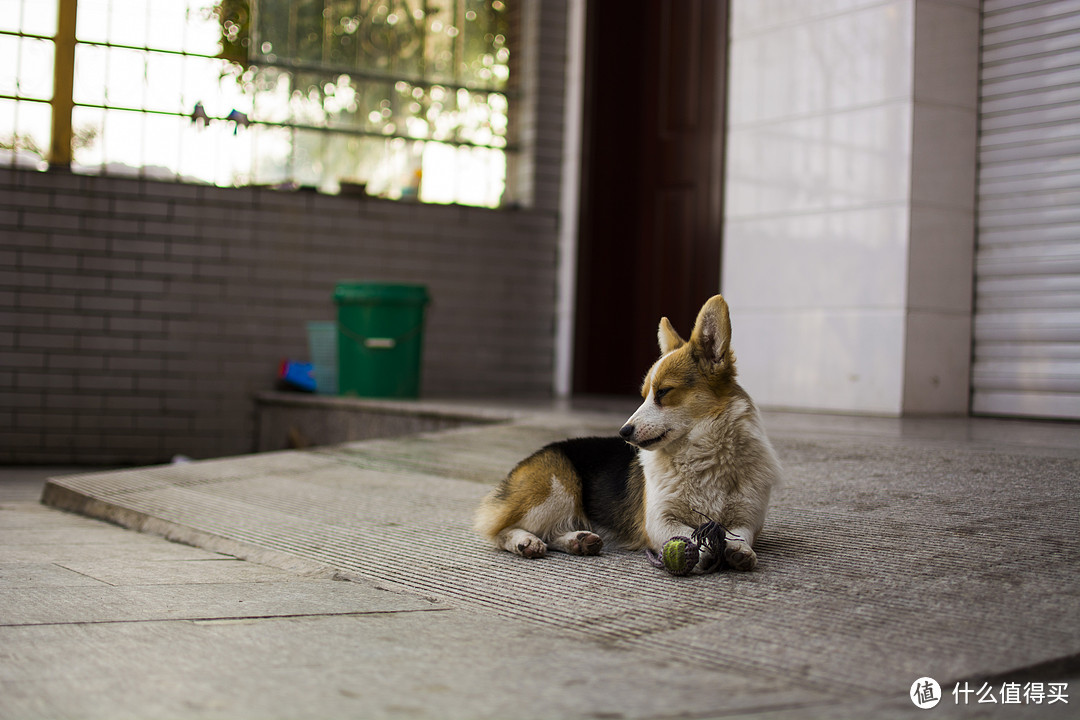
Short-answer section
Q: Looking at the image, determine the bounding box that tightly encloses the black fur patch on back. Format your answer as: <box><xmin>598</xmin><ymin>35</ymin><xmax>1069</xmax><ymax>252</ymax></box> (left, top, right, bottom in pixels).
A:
<box><xmin>550</xmin><ymin>436</ymin><xmax>643</xmax><ymax>538</ymax></box>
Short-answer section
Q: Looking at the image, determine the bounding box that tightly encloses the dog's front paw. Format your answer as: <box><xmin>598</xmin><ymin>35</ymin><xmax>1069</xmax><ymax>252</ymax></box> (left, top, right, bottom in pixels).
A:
<box><xmin>724</xmin><ymin>540</ymin><xmax>757</xmax><ymax>571</ymax></box>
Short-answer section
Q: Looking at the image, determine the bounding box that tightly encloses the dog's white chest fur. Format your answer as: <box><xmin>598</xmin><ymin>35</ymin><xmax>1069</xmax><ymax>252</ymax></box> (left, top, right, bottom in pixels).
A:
<box><xmin>640</xmin><ymin>430</ymin><xmax>730</xmax><ymax>546</ymax></box>
<box><xmin>639</xmin><ymin>398</ymin><xmax>778</xmax><ymax>548</ymax></box>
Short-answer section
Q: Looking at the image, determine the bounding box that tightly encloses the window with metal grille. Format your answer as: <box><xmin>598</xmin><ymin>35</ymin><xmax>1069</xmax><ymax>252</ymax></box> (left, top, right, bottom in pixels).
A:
<box><xmin>1</xmin><ymin>0</ymin><xmax>514</xmax><ymax>208</ymax></box>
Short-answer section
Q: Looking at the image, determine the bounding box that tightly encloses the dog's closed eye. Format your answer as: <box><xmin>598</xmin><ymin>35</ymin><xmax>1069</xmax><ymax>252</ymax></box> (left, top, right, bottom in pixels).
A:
<box><xmin>655</xmin><ymin>387</ymin><xmax>674</xmax><ymax>404</ymax></box>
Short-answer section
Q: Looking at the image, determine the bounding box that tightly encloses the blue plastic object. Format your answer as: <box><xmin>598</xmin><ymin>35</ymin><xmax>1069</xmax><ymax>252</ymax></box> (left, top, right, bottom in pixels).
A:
<box><xmin>278</xmin><ymin>360</ymin><xmax>316</xmax><ymax>392</ymax></box>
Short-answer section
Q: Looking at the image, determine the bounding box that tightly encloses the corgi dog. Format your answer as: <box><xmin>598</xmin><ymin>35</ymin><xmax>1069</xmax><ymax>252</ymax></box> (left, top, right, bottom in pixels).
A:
<box><xmin>474</xmin><ymin>294</ymin><xmax>781</xmax><ymax>572</ymax></box>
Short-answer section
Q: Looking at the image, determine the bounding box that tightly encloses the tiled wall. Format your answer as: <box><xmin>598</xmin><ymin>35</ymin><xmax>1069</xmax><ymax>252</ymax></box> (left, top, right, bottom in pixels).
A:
<box><xmin>0</xmin><ymin>0</ymin><xmax>569</xmax><ymax>465</ymax></box>
<box><xmin>723</xmin><ymin>0</ymin><xmax>979</xmax><ymax>415</ymax></box>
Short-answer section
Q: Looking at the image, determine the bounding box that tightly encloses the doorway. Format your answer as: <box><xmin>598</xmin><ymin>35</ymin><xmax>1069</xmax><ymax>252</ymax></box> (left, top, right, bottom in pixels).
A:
<box><xmin>573</xmin><ymin>0</ymin><xmax>729</xmax><ymax>395</ymax></box>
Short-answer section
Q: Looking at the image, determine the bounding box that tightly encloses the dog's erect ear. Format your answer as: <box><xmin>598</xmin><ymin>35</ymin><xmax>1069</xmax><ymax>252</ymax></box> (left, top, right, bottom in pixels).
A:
<box><xmin>657</xmin><ymin>317</ymin><xmax>686</xmax><ymax>354</ymax></box>
<box><xmin>689</xmin><ymin>295</ymin><xmax>732</xmax><ymax>370</ymax></box>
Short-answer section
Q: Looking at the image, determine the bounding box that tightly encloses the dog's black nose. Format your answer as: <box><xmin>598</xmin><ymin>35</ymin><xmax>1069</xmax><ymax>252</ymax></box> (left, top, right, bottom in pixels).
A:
<box><xmin>619</xmin><ymin>424</ymin><xmax>635</xmax><ymax>439</ymax></box>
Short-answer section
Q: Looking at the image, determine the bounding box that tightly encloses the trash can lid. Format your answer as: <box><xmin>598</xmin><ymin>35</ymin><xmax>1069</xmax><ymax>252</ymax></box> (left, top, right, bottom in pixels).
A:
<box><xmin>333</xmin><ymin>282</ymin><xmax>429</xmax><ymax>305</ymax></box>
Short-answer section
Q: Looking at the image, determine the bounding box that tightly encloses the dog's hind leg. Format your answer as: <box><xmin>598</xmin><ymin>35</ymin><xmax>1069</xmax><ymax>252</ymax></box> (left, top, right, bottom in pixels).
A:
<box><xmin>495</xmin><ymin>527</ymin><xmax>548</xmax><ymax>558</ymax></box>
<box><xmin>476</xmin><ymin>445</ymin><xmax>596</xmax><ymax>559</ymax></box>
<box><xmin>549</xmin><ymin>530</ymin><xmax>603</xmax><ymax>555</ymax></box>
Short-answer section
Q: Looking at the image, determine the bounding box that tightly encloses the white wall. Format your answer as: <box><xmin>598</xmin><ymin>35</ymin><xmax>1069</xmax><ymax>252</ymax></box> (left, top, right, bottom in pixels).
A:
<box><xmin>723</xmin><ymin>0</ymin><xmax>979</xmax><ymax>415</ymax></box>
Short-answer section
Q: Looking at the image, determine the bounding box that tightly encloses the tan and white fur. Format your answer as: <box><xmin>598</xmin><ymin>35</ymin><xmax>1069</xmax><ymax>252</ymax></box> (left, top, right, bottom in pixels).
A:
<box><xmin>474</xmin><ymin>295</ymin><xmax>781</xmax><ymax>572</ymax></box>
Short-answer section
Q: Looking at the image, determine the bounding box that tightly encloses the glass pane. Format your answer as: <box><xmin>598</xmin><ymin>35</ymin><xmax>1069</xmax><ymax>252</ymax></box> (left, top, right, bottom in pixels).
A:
<box><xmin>418</xmin><ymin>140</ymin><xmax>457</xmax><ymax>204</ymax></box>
<box><xmin>250</xmin><ymin>69</ymin><xmax>292</xmax><ymax>124</ymax></box>
<box><xmin>18</xmin><ymin>37</ymin><xmax>54</xmax><ymax>100</ymax></box>
<box><xmin>178</xmin><ymin>116</ymin><xmax>220</xmax><ymax>184</ymax></box>
<box><xmin>145</xmin><ymin>52</ymin><xmax>184</xmax><ymax>113</ymax></box>
<box><xmin>181</xmin><ymin>56</ymin><xmax>219</xmax><ymax>117</ymax></box>
<box><xmin>292</xmin><ymin>128</ymin><xmax>327</xmax><ymax>188</ymax></box>
<box><xmin>420</xmin><ymin>141</ymin><xmax>503</xmax><ymax>207</ymax></box>
<box><xmin>76</xmin><ymin>0</ymin><xmax>110</xmax><ymax>43</ymax></box>
<box><xmin>423</xmin><ymin>0</ymin><xmax>456</xmax><ymax>84</ymax></box>
<box><xmin>365</xmin><ymin>135</ymin><xmax>419</xmax><ymax>200</ymax></box>
<box><xmin>142</xmin><ymin>112</ymin><xmax>182</xmax><ymax>179</ymax></box>
<box><xmin>184</xmin><ymin>0</ymin><xmax>221</xmax><ymax>57</ymax></box>
<box><xmin>463</xmin><ymin>0</ymin><xmax>509</xmax><ymax>89</ymax></box>
<box><xmin>146</xmin><ymin>0</ymin><xmax>188</xmax><ymax>53</ymax></box>
<box><xmin>333</xmin><ymin>134</ymin><xmax>384</xmax><ymax>188</ymax></box>
<box><xmin>21</xmin><ymin>0</ymin><xmax>57</xmax><ymax>37</ymax></box>
<box><xmin>324</xmin><ymin>74</ymin><xmax>362</xmax><ymax>129</ymax></box>
<box><xmin>100</xmin><ymin>109</ymin><xmax>144</xmax><ymax>175</ymax></box>
<box><xmin>0</xmin><ymin>34</ymin><xmax>17</xmax><ymax>96</ymax></box>
<box><xmin>0</xmin><ymin>0</ymin><xmax>22</xmax><ymax>34</ymax></box>
<box><xmin>220</xmin><ymin>120</ymin><xmax>253</xmax><ymax>186</ymax></box>
<box><xmin>74</xmin><ymin>43</ymin><xmax>107</xmax><ymax>106</ymax></box>
<box><xmin>218</xmin><ymin>60</ymin><xmax>253</xmax><ymax>115</ymax></box>
<box><xmin>288</xmin><ymin>72</ymin><xmax>325</xmax><ymax>127</ymax></box>
<box><xmin>0</xmin><ymin>98</ymin><xmax>16</xmax><ymax>166</ymax></box>
<box><xmin>105</xmin><ymin>47</ymin><xmax>147</xmax><ymax>109</ymax></box>
<box><xmin>179</xmin><ymin>117</ymin><xmax>252</xmax><ymax>186</ymax></box>
<box><xmin>249</xmin><ymin>124</ymin><xmax>291</xmax><ymax>187</ymax></box>
<box><xmin>14</xmin><ymin>99</ymin><xmax>51</xmax><ymax>170</ymax></box>
<box><xmin>71</xmin><ymin>105</ymin><xmax>106</xmax><ymax>171</ymax></box>
<box><xmin>108</xmin><ymin>0</ymin><xmax>149</xmax><ymax>47</ymax></box>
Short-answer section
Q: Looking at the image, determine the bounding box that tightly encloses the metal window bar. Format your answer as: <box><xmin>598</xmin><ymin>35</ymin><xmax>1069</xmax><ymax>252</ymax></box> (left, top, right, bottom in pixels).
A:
<box><xmin>60</xmin><ymin>37</ymin><xmax>512</xmax><ymax>98</ymax></box>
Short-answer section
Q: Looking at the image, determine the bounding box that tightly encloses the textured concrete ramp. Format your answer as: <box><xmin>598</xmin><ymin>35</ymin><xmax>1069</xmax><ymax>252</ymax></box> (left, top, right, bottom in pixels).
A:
<box><xmin>42</xmin><ymin>413</ymin><xmax>1080</xmax><ymax>717</ymax></box>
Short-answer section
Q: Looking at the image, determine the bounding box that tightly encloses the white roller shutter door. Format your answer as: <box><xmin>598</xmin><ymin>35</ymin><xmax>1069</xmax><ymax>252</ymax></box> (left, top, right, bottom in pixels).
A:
<box><xmin>974</xmin><ymin>0</ymin><xmax>1080</xmax><ymax>419</ymax></box>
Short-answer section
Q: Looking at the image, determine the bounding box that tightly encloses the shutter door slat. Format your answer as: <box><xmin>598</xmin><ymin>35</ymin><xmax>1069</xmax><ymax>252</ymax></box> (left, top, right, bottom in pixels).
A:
<box><xmin>974</xmin><ymin>1</ymin><xmax>1080</xmax><ymax>419</ymax></box>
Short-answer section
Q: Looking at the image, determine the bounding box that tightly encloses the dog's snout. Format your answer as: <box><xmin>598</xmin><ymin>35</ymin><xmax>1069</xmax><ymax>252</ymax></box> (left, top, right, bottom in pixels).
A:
<box><xmin>619</xmin><ymin>424</ymin><xmax>635</xmax><ymax>440</ymax></box>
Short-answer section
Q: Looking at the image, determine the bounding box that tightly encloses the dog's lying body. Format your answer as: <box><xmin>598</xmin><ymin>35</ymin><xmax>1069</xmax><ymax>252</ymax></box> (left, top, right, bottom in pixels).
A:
<box><xmin>474</xmin><ymin>295</ymin><xmax>781</xmax><ymax>571</ymax></box>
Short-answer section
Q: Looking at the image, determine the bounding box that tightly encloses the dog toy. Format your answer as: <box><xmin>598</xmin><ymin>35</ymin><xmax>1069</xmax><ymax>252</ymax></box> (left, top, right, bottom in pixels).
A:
<box><xmin>658</xmin><ymin>536</ymin><xmax>698</xmax><ymax>576</ymax></box>
<box><xmin>645</xmin><ymin>511</ymin><xmax>741</xmax><ymax>576</ymax></box>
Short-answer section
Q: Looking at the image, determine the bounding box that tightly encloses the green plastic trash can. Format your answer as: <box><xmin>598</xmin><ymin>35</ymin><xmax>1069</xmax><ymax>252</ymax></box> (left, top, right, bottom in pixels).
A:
<box><xmin>333</xmin><ymin>282</ymin><xmax>430</xmax><ymax>398</ymax></box>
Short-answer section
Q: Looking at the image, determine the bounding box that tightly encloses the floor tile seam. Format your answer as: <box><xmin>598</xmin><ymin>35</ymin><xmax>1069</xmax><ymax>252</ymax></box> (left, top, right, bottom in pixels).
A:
<box><xmin>49</xmin><ymin>562</ymin><xmax>119</xmax><ymax>588</ymax></box>
<box><xmin>0</xmin><ymin>605</ymin><xmax>453</xmax><ymax>631</ymax></box>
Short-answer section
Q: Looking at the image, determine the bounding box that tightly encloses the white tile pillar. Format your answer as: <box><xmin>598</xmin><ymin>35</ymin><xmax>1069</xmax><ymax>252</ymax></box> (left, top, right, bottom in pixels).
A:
<box><xmin>722</xmin><ymin>0</ymin><xmax>979</xmax><ymax>415</ymax></box>
<box><xmin>903</xmin><ymin>0</ymin><xmax>980</xmax><ymax>413</ymax></box>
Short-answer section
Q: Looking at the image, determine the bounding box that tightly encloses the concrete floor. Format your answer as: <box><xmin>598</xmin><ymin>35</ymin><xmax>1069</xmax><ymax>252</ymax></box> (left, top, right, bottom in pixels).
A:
<box><xmin>2</xmin><ymin>406</ymin><xmax>1079</xmax><ymax>719</ymax></box>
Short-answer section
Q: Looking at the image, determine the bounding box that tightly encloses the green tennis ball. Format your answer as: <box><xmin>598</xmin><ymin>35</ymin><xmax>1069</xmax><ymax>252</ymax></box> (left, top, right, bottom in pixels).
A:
<box><xmin>661</xmin><ymin>536</ymin><xmax>699</xmax><ymax>576</ymax></box>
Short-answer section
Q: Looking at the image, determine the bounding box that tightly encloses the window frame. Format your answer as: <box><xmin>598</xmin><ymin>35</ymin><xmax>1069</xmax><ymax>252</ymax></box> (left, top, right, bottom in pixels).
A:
<box><xmin>24</xmin><ymin>0</ymin><xmax>520</xmax><ymax>207</ymax></box>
